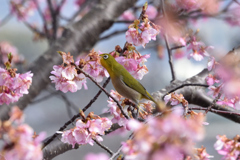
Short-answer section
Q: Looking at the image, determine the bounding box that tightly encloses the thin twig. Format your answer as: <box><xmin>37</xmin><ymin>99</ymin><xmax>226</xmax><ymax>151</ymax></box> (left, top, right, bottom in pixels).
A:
<box><xmin>42</xmin><ymin>78</ymin><xmax>110</xmax><ymax>149</ymax></box>
<box><xmin>32</xmin><ymin>0</ymin><xmax>50</xmax><ymax>39</ymax></box>
<box><xmin>94</xmin><ymin>139</ymin><xmax>114</xmax><ymax>155</ymax></box>
<box><xmin>71</xmin><ymin>63</ymin><xmax>129</xmax><ymax>119</ymax></box>
<box><xmin>47</xmin><ymin>0</ymin><xmax>57</xmax><ymax>41</ymax></box>
<box><xmin>205</xmin><ymin>93</ymin><xmax>221</xmax><ymax>114</ymax></box>
<box><xmin>69</xmin><ymin>0</ymin><xmax>95</xmax><ymax>24</ymax></box>
<box><xmin>82</xmin><ymin>77</ymin><xmax>110</xmax><ymax>112</ymax></box>
<box><xmin>109</xmin><ymin>133</ymin><xmax>134</xmax><ymax>160</ymax></box>
<box><xmin>31</xmin><ymin>91</ymin><xmax>59</xmax><ymax>104</ymax></box>
<box><xmin>109</xmin><ymin>145</ymin><xmax>123</xmax><ymax>160</ymax></box>
<box><xmin>161</xmin><ymin>0</ymin><xmax>176</xmax><ymax>81</ymax></box>
<box><xmin>190</xmin><ymin>106</ymin><xmax>240</xmax><ymax>116</ymax></box>
<box><xmin>164</xmin><ymin>35</ymin><xmax>176</xmax><ymax>81</ymax></box>
<box><xmin>100</xmin><ymin>29</ymin><xmax>127</xmax><ymax>41</ymax></box>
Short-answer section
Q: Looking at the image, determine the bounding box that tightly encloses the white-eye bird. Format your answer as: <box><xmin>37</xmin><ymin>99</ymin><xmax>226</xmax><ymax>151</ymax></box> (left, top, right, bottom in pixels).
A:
<box><xmin>100</xmin><ymin>53</ymin><xmax>159</xmax><ymax>115</ymax></box>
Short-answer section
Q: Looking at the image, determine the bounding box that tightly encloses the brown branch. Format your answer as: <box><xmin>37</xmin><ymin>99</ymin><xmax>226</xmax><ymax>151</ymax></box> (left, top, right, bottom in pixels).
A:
<box><xmin>0</xmin><ymin>0</ymin><xmax>138</xmax><ymax>121</ymax></box>
<box><xmin>42</xmin><ymin>78</ymin><xmax>110</xmax><ymax>149</ymax></box>
<box><xmin>161</xmin><ymin>0</ymin><xmax>176</xmax><ymax>81</ymax></box>
<box><xmin>47</xmin><ymin>0</ymin><xmax>57</xmax><ymax>41</ymax></box>
<box><xmin>32</xmin><ymin>0</ymin><xmax>50</xmax><ymax>39</ymax></box>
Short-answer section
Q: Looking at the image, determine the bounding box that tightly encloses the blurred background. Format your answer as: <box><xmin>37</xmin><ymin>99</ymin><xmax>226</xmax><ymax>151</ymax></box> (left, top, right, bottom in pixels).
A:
<box><xmin>1</xmin><ymin>0</ymin><xmax>240</xmax><ymax>159</ymax></box>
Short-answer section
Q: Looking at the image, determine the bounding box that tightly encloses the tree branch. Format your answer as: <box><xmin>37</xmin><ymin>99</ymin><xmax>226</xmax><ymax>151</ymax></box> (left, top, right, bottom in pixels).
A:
<box><xmin>0</xmin><ymin>0</ymin><xmax>138</xmax><ymax>121</ymax></box>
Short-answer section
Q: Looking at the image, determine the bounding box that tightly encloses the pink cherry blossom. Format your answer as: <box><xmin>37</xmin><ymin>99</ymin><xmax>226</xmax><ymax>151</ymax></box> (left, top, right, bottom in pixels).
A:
<box><xmin>126</xmin><ymin>28</ymin><xmax>142</xmax><ymax>46</ymax></box>
<box><xmin>50</xmin><ymin>65</ymin><xmax>87</xmax><ymax>93</ymax></box>
<box><xmin>84</xmin><ymin>153</ymin><xmax>109</xmax><ymax>160</ymax></box>
<box><xmin>224</xmin><ymin>7</ymin><xmax>240</xmax><ymax>26</ymax></box>
<box><xmin>122</xmin><ymin>111</ymin><xmax>205</xmax><ymax>159</ymax></box>
<box><xmin>194</xmin><ymin>146</ymin><xmax>213</xmax><ymax>160</ymax></box>
<box><xmin>175</xmin><ymin>0</ymin><xmax>219</xmax><ymax>14</ymax></box>
<box><xmin>207</xmin><ymin>85</ymin><xmax>222</xmax><ymax>98</ymax></box>
<box><xmin>217</xmin><ymin>97</ymin><xmax>238</xmax><ymax>108</ymax></box>
<box><xmin>75</xmin><ymin>0</ymin><xmax>86</xmax><ymax>8</ymax></box>
<box><xmin>205</xmin><ymin>74</ymin><xmax>220</xmax><ymax>86</ymax></box>
<box><xmin>126</xmin><ymin>22</ymin><xmax>160</xmax><ymax>48</ymax></box>
<box><xmin>173</xmin><ymin>49</ymin><xmax>185</xmax><ymax>59</ymax></box>
<box><xmin>164</xmin><ymin>93</ymin><xmax>188</xmax><ymax>107</ymax></box>
<box><xmin>2</xmin><ymin>107</ymin><xmax>45</xmax><ymax>160</ymax></box>
<box><xmin>176</xmin><ymin>0</ymin><xmax>199</xmax><ymax>11</ymax></box>
<box><xmin>185</xmin><ymin>34</ymin><xmax>214</xmax><ymax>61</ymax></box>
<box><xmin>223</xmin><ymin>79</ymin><xmax>240</xmax><ymax>98</ymax></box>
<box><xmin>126</xmin><ymin>119</ymin><xmax>143</xmax><ymax>131</ymax></box>
<box><xmin>208</xmin><ymin>56</ymin><xmax>217</xmax><ymax>71</ymax></box>
<box><xmin>82</xmin><ymin>61</ymin><xmax>109</xmax><ymax>82</ymax></box>
<box><xmin>141</xmin><ymin>26</ymin><xmax>158</xmax><ymax>44</ymax></box>
<box><xmin>0</xmin><ymin>42</ymin><xmax>23</xmax><ymax>65</ymax></box>
<box><xmin>61</xmin><ymin>130</ymin><xmax>77</xmax><ymax>147</ymax></box>
<box><xmin>60</xmin><ymin>117</ymin><xmax>112</xmax><ymax>147</ymax></box>
<box><xmin>9</xmin><ymin>106</ymin><xmax>24</xmax><ymax>124</ymax></box>
<box><xmin>10</xmin><ymin>0</ymin><xmax>37</xmax><ymax>21</ymax></box>
<box><xmin>0</xmin><ymin>68</ymin><xmax>33</xmax><ymax>105</ymax></box>
<box><xmin>73</xmin><ymin>127</ymin><xmax>91</xmax><ymax>145</ymax></box>
<box><xmin>146</xmin><ymin>5</ymin><xmax>158</xmax><ymax>20</ymax></box>
<box><xmin>115</xmin><ymin>53</ymin><xmax>150</xmax><ymax>80</ymax></box>
<box><xmin>214</xmin><ymin>135</ymin><xmax>240</xmax><ymax>160</ymax></box>
<box><xmin>120</xmin><ymin>10</ymin><xmax>136</xmax><ymax>21</ymax></box>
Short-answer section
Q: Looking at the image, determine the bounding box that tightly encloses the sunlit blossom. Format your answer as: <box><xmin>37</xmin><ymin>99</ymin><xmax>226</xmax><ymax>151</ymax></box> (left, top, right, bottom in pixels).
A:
<box><xmin>214</xmin><ymin>135</ymin><xmax>240</xmax><ymax>160</ymax></box>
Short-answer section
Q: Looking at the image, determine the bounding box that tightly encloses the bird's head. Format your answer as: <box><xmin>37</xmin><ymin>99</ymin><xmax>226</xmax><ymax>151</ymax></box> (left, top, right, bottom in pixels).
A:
<box><xmin>99</xmin><ymin>53</ymin><xmax>116</xmax><ymax>71</ymax></box>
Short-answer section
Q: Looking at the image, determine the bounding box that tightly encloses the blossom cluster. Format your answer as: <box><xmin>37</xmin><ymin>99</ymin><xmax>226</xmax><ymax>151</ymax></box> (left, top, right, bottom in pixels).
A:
<box><xmin>176</xmin><ymin>30</ymin><xmax>213</xmax><ymax>61</ymax></box>
<box><xmin>125</xmin><ymin>3</ymin><xmax>160</xmax><ymax>48</ymax></box>
<box><xmin>121</xmin><ymin>111</ymin><xmax>205</xmax><ymax>160</ymax></box>
<box><xmin>114</xmin><ymin>50</ymin><xmax>150</xmax><ymax>80</ymax></box>
<box><xmin>214</xmin><ymin>135</ymin><xmax>240</xmax><ymax>159</ymax></box>
<box><xmin>0</xmin><ymin>67</ymin><xmax>33</xmax><ymax>105</ymax></box>
<box><xmin>60</xmin><ymin>116</ymin><xmax>112</xmax><ymax>147</ymax></box>
<box><xmin>50</xmin><ymin>50</ymin><xmax>150</xmax><ymax>93</ymax></box>
<box><xmin>126</xmin><ymin>20</ymin><xmax>160</xmax><ymax>48</ymax></box>
<box><xmin>107</xmin><ymin>90</ymin><xmax>128</xmax><ymax>127</ymax></box>
<box><xmin>1</xmin><ymin>106</ymin><xmax>45</xmax><ymax>160</ymax></box>
<box><xmin>78</xmin><ymin>50</ymin><xmax>109</xmax><ymax>82</ymax></box>
<box><xmin>190</xmin><ymin>146</ymin><xmax>213</xmax><ymax>159</ymax></box>
<box><xmin>206</xmin><ymin>54</ymin><xmax>240</xmax><ymax>109</ymax></box>
<box><xmin>186</xmin><ymin>35</ymin><xmax>212</xmax><ymax>61</ymax></box>
<box><xmin>50</xmin><ymin>51</ymin><xmax>88</xmax><ymax>93</ymax></box>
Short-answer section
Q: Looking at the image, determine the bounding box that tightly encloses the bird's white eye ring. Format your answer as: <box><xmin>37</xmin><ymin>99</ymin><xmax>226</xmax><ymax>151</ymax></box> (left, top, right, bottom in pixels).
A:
<box><xmin>103</xmin><ymin>55</ymin><xmax>108</xmax><ymax>59</ymax></box>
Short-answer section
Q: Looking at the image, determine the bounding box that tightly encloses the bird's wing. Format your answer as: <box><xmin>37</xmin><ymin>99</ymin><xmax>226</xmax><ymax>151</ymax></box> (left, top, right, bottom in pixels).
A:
<box><xmin>120</xmin><ymin>69</ymin><xmax>151</xmax><ymax>100</ymax></box>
